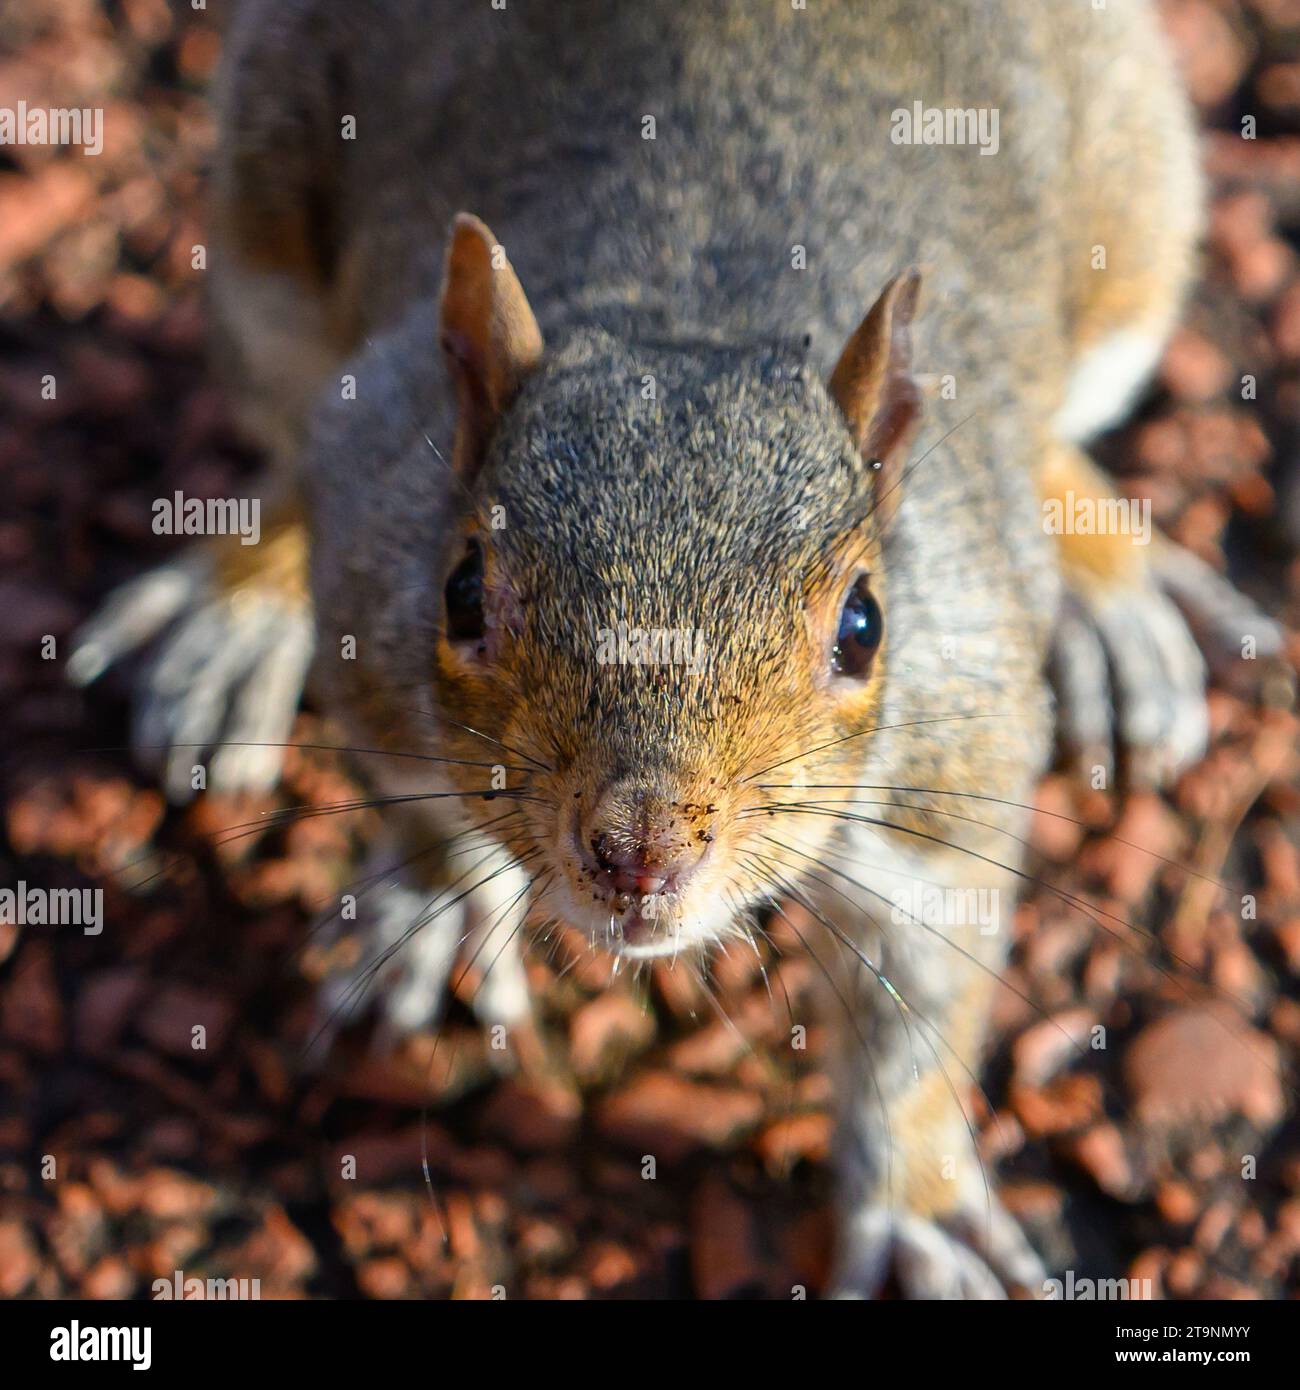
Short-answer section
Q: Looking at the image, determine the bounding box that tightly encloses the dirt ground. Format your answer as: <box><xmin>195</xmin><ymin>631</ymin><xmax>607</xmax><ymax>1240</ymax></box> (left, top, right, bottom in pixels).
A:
<box><xmin>1</xmin><ymin>0</ymin><xmax>1299</xmax><ymax>1300</ymax></box>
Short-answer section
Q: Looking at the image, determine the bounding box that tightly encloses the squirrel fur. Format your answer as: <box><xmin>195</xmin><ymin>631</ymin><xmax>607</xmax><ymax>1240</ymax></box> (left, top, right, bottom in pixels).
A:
<box><xmin>69</xmin><ymin>0</ymin><xmax>1285</xmax><ymax>1297</ymax></box>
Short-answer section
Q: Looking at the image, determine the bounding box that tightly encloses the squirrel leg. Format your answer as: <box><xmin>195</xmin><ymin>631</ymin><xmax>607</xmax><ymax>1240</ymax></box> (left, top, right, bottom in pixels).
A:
<box><xmin>829</xmin><ymin>1079</ymin><xmax>1046</xmax><ymax>1300</ymax></box>
<box><xmin>67</xmin><ymin>0</ymin><xmax>362</xmax><ymax>801</ymax></box>
<box><xmin>814</xmin><ymin>859</ymin><xmax>1045</xmax><ymax>1299</ymax></box>
<box><xmin>1043</xmin><ymin>4</ymin><xmax>1287</xmax><ymax>783</ymax></box>
<box><xmin>68</xmin><ymin>505</ymin><xmax>314</xmax><ymax>801</ymax></box>
<box><xmin>1042</xmin><ymin>442</ymin><xmax>1285</xmax><ymax>788</ymax></box>
<box><xmin>311</xmin><ymin>818</ymin><xmax>533</xmax><ymax>1061</ymax></box>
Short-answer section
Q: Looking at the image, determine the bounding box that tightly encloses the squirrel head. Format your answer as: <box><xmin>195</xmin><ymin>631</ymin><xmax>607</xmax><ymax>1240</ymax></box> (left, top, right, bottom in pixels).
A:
<box><xmin>372</xmin><ymin>214</ymin><xmax>923</xmax><ymax>959</ymax></box>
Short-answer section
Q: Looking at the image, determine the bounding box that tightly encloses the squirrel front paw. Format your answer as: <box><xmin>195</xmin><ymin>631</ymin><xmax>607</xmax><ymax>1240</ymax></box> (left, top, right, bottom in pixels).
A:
<box><xmin>829</xmin><ymin>1198</ymin><xmax>1046</xmax><ymax>1300</ymax></box>
<box><xmin>1050</xmin><ymin>537</ymin><xmax>1286</xmax><ymax>788</ymax></box>
<box><xmin>307</xmin><ymin>848</ymin><xmax>533</xmax><ymax>1058</ymax></box>
<box><xmin>68</xmin><ymin>522</ymin><xmax>313</xmax><ymax>801</ymax></box>
<box><xmin>1042</xmin><ymin>440</ymin><xmax>1288</xmax><ymax>787</ymax></box>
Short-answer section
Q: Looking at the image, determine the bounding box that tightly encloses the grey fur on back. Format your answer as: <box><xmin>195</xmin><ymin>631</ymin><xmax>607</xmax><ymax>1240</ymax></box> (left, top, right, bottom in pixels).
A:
<box><xmin>271</xmin><ymin>0</ymin><xmax>1076</xmax><ymax>794</ymax></box>
<box><xmin>226</xmin><ymin>0</ymin><xmax>1070</xmax><ymax>364</ymax></box>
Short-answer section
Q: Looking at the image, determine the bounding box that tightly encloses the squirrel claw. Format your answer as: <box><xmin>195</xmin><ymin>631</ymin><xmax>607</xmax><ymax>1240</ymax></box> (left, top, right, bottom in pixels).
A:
<box><xmin>1149</xmin><ymin>543</ymin><xmax>1289</xmax><ymax>693</ymax></box>
<box><xmin>1051</xmin><ymin>580</ymin><xmax>1208</xmax><ymax>789</ymax></box>
<box><xmin>309</xmin><ymin>873</ymin><xmax>466</xmax><ymax>1060</ymax></box>
<box><xmin>307</xmin><ymin>854</ymin><xmax>533</xmax><ymax>1061</ymax></box>
<box><xmin>829</xmin><ymin>1202</ymin><xmax>1046</xmax><ymax>1300</ymax></box>
<box><xmin>68</xmin><ymin>555</ymin><xmax>313</xmax><ymax>802</ymax></box>
<box><xmin>1052</xmin><ymin>536</ymin><xmax>1287</xmax><ymax>790</ymax></box>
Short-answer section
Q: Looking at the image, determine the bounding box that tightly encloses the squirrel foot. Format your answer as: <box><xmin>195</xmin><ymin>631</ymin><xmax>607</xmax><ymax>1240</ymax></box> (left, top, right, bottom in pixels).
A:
<box><xmin>68</xmin><ymin>525</ymin><xmax>313</xmax><ymax>802</ymax></box>
<box><xmin>312</xmin><ymin>872</ymin><xmax>465</xmax><ymax>1056</ymax></box>
<box><xmin>1050</xmin><ymin>540</ymin><xmax>1287</xmax><ymax>790</ymax></box>
<box><xmin>829</xmin><ymin>1198</ymin><xmax>1046</xmax><ymax>1300</ymax></box>
<box><xmin>1051</xmin><ymin>568</ymin><xmax>1209</xmax><ymax>789</ymax></box>
<box><xmin>308</xmin><ymin>849</ymin><xmax>533</xmax><ymax>1060</ymax></box>
<box><xmin>1045</xmin><ymin>448</ymin><xmax>1288</xmax><ymax>788</ymax></box>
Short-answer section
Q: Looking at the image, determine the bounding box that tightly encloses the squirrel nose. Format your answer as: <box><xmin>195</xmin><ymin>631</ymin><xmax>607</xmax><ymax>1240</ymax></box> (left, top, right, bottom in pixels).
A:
<box><xmin>590</xmin><ymin>829</ymin><xmax>707</xmax><ymax>898</ymax></box>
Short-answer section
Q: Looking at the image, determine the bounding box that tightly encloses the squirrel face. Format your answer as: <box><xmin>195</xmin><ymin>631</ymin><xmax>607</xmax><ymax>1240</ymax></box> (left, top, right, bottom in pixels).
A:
<box><xmin>413</xmin><ymin>217</ymin><xmax>923</xmax><ymax>960</ymax></box>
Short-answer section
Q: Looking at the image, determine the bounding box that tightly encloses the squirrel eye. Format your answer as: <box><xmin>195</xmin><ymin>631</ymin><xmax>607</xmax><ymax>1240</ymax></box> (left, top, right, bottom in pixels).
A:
<box><xmin>832</xmin><ymin>575</ymin><xmax>882</xmax><ymax>678</ymax></box>
<box><xmin>445</xmin><ymin>541</ymin><xmax>485</xmax><ymax>643</ymax></box>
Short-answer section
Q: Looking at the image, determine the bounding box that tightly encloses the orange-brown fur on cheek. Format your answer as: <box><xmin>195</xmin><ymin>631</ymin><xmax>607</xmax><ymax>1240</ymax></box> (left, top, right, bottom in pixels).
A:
<box><xmin>453</xmin><ymin>539</ymin><xmax>893</xmax><ymax>935</ymax></box>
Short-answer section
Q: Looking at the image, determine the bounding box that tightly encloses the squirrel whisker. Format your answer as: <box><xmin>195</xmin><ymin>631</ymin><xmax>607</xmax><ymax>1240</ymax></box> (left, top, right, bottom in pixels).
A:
<box><xmin>738</xmin><ymin>713</ymin><xmax>1002</xmax><ymax>784</ymax></box>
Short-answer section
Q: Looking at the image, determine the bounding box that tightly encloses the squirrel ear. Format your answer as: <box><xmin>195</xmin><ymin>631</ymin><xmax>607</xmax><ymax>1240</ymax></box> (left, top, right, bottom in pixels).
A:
<box><xmin>438</xmin><ymin>212</ymin><xmax>544</xmax><ymax>472</ymax></box>
<box><xmin>828</xmin><ymin>268</ymin><xmax>922</xmax><ymax>477</ymax></box>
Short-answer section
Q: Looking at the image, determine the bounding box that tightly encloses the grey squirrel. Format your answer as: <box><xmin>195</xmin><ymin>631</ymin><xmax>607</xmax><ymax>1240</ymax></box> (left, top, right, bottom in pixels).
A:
<box><xmin>69</xmin><ymin>0</ymin><xmax>1284</xmax><ymax>1296</ymax></box>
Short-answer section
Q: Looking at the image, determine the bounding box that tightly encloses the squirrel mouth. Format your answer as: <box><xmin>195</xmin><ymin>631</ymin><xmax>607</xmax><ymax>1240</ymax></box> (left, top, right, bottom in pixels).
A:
<box><xmin>551</xmin><ymin>837</ymin><xmax>731</xmax><ymax>961</ymax></box>
<box><xmin>572</xmin><ymin>849</ymin><xmax>711</xmax><ymax>949</ymax></box>
<box><xmin>564</xmin><ymin>799</ymin><xmax>718</xmax><ymax>956</ymax></box>
<box><xmin>606</xmin><ymin>891</ymin><xmax>676</xmax><ymax>949</ymax></box>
